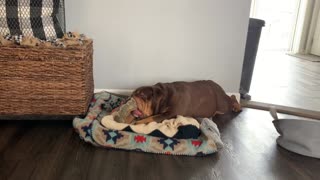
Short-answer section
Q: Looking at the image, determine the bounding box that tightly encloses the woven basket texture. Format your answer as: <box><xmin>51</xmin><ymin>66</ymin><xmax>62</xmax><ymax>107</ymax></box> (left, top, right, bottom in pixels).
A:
<box><xmin>0</xmin><ymin>41</ymin><xmax>94</xmax><ymax>115</ymax></box>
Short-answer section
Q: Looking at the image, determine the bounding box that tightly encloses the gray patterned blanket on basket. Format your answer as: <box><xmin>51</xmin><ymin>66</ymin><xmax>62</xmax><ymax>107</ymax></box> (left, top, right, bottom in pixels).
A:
<box><xmin>73</xmin><ymin>91</ymin><xmax>223</xmax><ymax>156</ymax></box>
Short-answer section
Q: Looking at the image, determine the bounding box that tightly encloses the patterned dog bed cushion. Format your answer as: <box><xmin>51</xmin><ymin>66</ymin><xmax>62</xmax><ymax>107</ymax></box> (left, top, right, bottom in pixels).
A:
<box><xmin>73</xmin><ymin>91</ymin><xmax>224</xmax><ymax>156</ymax></box>
<box><xmin>101</xmin><ymin>115</ymin><xmax>201</xmax><ymax>139</ymax></box>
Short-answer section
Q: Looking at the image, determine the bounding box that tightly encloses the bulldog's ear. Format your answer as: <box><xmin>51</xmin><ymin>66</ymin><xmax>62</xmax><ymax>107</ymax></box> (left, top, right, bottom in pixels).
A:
<box><xmin>136</xmin><ymin>87</ymin><xmax>153</xmax><ymax>101</ymax></box>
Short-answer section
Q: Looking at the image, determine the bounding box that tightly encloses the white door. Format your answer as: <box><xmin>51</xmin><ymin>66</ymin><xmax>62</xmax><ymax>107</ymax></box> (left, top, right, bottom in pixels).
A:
<box><xmin>310</xmin><ymin>11</ymin><xmax>320</xmax><ymax>56</ymax></box>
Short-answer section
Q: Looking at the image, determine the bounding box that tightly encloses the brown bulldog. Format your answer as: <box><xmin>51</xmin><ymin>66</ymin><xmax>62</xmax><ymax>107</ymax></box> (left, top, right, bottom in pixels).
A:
<box><xmin>131</xmin><ymin>80</ymin><xmax>241</xmax><ymax>124</ymax></box>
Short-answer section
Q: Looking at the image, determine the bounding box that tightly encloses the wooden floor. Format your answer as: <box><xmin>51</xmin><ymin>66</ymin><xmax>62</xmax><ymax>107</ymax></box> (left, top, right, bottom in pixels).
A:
<box><xmin>250</xmin><ymin>51</ymin><xmax>320</xmax><ymax>112</ymax></box>
<box><xmin>1</xmin><ymin>108</ymin><xmax>320</xmax><ymax>180</ymax></box>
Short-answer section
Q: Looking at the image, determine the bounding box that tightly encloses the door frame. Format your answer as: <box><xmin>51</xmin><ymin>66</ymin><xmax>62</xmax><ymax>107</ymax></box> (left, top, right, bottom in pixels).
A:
<box><xmin>250</xmin><ymin>0</ymin><xmax>301</xmax><ymax>52</ymax></box>
<box><xmin>290</xmin><ymin>0</ymin><xmax>320</xmax><ymax>55</ymax></box>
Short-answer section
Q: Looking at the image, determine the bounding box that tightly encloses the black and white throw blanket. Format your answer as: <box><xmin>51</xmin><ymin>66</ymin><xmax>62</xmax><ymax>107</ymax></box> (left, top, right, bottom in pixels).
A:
<box><xmin>0</xmin><ymin>0</ymin><xmax>63</xmax><ymax>40</ymax></box>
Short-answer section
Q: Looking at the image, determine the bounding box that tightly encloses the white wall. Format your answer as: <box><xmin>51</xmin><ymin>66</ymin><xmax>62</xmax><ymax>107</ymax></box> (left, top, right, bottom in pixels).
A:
<box><xmin>65</xmin><ymin>0</ymin><xmax>251</xmax><ymax>92</ymax></box>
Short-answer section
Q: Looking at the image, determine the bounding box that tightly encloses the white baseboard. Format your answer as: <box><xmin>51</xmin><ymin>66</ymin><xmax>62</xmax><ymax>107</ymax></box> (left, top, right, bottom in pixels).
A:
<box><xmin>95</xmin><ymin>89</ymin><xmax>133</xmax><ymax>96</ymax></box>
<box><xmin>95</xmin><ymin>89</ymin><xmax>240</xmax><ymax>102</ymax></box>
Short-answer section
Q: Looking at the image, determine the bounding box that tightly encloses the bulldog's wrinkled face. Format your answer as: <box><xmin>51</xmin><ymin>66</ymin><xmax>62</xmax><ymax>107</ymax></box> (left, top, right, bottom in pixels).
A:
<box><xmin>131</xmin><ymin>86</ymin><xmax>154</xmax><ymax>119</ymax></box>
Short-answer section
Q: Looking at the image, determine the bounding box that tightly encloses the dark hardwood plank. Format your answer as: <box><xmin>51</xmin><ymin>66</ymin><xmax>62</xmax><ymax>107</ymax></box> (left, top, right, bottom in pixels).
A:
<box><xmin>1</xmin><ymin>109</ymin><xmax>320</xmax><ymax>180</ymax></box>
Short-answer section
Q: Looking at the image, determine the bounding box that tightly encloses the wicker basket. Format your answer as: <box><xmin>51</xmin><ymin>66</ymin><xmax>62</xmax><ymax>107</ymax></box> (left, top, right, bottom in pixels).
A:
<box><xmin>0</xmin><ymin>40</ymin><xmax>94</xmax><ymax>116</ymax></box>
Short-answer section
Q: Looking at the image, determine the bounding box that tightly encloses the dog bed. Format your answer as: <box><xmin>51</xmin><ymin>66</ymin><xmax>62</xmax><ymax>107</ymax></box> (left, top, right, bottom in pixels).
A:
<box><xmin>101</xmin><ymin>115</ymin><xmax>201</xmax><ymax>139</ymax></box>
<box><xmin>73</xmin><ymin>91</ymin><xmax>223</xmax><ymax>156</ymax></box>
